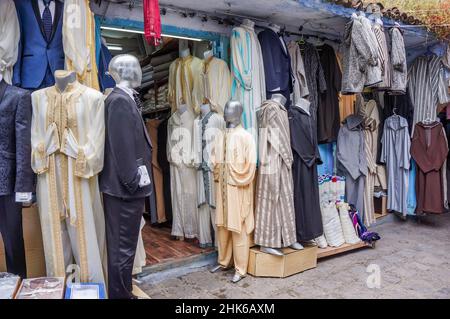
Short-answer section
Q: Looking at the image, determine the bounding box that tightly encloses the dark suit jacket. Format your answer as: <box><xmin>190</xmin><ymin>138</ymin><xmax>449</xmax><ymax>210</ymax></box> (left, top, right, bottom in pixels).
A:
<box><xmin>0</xmin><ymin>80</ymin><xmax>34</xmax><ymax>196</ymax></box>
<box><xmin>258</xmin><ymin>28</ymin><xmax>293</xmax><ymax>99</ymax></box>
<box><xmin>100</xmin><ymin>88</ymin><xmax>153</xmax><ymax>199</ymax></box>
<box><xmin>13</xmin><ymin>0</ymin><xmax>65</xmax><ymax>89</ymax></box>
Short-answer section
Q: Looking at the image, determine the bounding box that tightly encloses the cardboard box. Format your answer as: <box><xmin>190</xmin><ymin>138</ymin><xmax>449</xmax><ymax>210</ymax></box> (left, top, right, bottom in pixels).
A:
<box><xmin>0</xmin><ymin>205</ymin><xmax>46</xmax><ymax>278</ymax></box>
<box><xmin>247</xmin><ymin>246</ymin><xmax>317</xmax><ymax>278</ymax></box>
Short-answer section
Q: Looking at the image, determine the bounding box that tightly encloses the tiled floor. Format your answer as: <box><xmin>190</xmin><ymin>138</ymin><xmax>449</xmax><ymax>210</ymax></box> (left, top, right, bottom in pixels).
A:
<box><xmin>141</xmin><ymin>222</ymin><xmax>213</xmax><ymax>266</ymax></box>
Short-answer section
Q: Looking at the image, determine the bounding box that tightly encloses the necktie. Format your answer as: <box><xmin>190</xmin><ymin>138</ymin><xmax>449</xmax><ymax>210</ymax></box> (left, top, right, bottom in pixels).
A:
<box><xmin>42</xmin><ymin>0</ymin><xmax>53</xmax><ymax>42</ymax></box>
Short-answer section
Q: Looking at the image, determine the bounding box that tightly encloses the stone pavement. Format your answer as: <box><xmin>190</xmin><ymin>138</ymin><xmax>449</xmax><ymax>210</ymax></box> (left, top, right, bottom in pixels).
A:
<box><xmin>139</xmin><ymin>214</ymin><xmax>450</xmax><ymax>299</ymax></box>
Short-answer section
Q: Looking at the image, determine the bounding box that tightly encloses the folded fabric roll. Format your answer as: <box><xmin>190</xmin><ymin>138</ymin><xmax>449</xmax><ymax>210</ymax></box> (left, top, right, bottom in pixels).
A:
<box><xmin>321</xmin><ymin>203</ymin><xmax>345</xmax><ymax>247</ymax></box>
<box><xmin>151</xmin><ymin>51</ymin><xmax>178</xmax><ymax>66</ymax></box>
<box><xmin>153</xmin><ymin>61</ymin><xmax>172</xmax><ymax>73</ymax></box>
<box><xmin>337</xmin><ymin>202</ymin><xmax>361</xmax><ymax>244</ymax></box>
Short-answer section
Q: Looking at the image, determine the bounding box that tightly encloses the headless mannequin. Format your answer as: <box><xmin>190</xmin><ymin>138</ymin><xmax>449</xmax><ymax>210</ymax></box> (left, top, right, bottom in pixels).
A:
<box><xmin>200</xmin><ymin>103</ymin><xmax>211</xmax><ymax>117</ymax></box>
<box><xmin>259</xmin><ymin>94</ymin><xmax>304</xmax><ymax>256</ymax></box>
<box><xmin>210</xmin><ymin>100</ymin><xmax>247</xmax><ymax>283</ymax></box>
<box><xmin>203</xmin><ymin>50</ymin><xmax>214</xmax><ymax>61</ymax></box>
<box><xmin>55</xmin><ymin>70</ymin><xmax>76</xmax><ymax>92</ymax></box>
<box><xmin>180</xmin><ymin>48</ymin><xmax>191</xmax><ymax>59</ymax></box>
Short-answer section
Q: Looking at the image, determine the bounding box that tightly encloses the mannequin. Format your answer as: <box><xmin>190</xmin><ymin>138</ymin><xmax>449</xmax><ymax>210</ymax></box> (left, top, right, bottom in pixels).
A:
<box><xmin>201</xmin><ymin>103</ymin><xmax>211</xmax><ymax>116</ymax></box>
<box><xmin>180</xmin><ymin>48</ymin><xmax>191</xmax><ymax>58</ymax></box>
<box><xmin>31</xmin><ymin>69</ymin><xmax>106</xmax><ymax>284</ymax></box>
<box><xmin>0</xmin><ymin>74</ymin><xmax>33</xmax><ymax>278</ymax></box>
<box><xmin>210</xmin><ymin>100</ymin><xmax>256</xmax><ymax>283</ymax></box>
<box><xmin>255</xmin><ymin>94</ymin><xmax>304</xmax><ymax>256</ymax></box>
<box><xmin>100</xmin><ymin>54</ymin><xmax>153</xmax><ymax>299</ymax></box>
<box><xmin>203</xmin><ymin>50</ymin><xmax>214</xmax><ymax>61</ymax></box>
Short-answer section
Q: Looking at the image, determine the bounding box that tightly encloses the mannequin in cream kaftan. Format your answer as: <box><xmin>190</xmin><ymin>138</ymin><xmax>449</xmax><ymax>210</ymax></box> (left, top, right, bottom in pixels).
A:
<box><xmin>168</xmin><ymin>55</ymin><xmax>203</xmax><ymax>114</ymax></box>
<box><xmin>31</xmin><ymin>80</ymin><xmax>106</xmax><ymax>284</ymax></box>
<box><xmin>193</xmin><ymin>111</ymin><xmax>225</xmax><ymax>247</ymax></box>
<box><xmin>63</xmin><ymin>0</ymin><xmax>100</xmax><ymax>90</ymax></box>
<box><xmin>167</xmin><ymin>109</ymin><xmax>199</xmax><ymax>239</ymax></box>
<box><xmin>0</xmin><ymin>0</ymin><xmax>20</xmax><ymax>84</ymax></box>
<box><xmin>230</xmin><ymin>21</ymin><xmax>266</xmax><ymax>144</ymax></box>
<box><xmin>212</xmin><ymin>125</ymin><xmax>257</xmax><ymax>276</ymax></box>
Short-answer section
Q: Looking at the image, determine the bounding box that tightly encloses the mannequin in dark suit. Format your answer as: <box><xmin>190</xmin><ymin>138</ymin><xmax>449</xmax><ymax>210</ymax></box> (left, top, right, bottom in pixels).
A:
<box><xmin>13</xmin><ymin>0</ymin><xmax>64</xmax><ymax>89</ymax></box>
<box><xmin>99</xmin><ymin>55</ymin><xmax>153</xmax><ymax>299</ymax></box>
<box><xmin>0</xmin><ymin>79</ymin><xmax>34</xmax><ymax>278</ymax></box>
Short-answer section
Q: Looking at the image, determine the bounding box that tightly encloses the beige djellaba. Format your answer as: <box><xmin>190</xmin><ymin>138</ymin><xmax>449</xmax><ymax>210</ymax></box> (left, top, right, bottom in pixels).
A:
<box><xmin>31</xmin><ymin>79</ymin><xmax>106</xmax><ymax>284</ymax></box>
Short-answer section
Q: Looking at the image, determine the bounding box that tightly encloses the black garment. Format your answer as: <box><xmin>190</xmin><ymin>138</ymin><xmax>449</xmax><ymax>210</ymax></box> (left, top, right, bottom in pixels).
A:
<box><xmin>103</xmin><ymin>194</ymin><xmax>144</xmax><ymax>299</ymax></box>
<box><xmin>100</xmin><ymin>87</ymin><xmax>153</xmax><ymax>199</ymax></box>
<box><xmin>258</xmin><ymin>28</ymin><xmax>293</xmax><ymax>107</ymax></box>
<box><xmin>383</xmin><ymin>92</ymin><xmax>414</xmax><ymax>133</ymax></box>
<box><xmin>288</xmin><ymin>106</ymin><xmax>324</xmax><ymax>241</ymax></box>
<box><xmin>0</xmin><ymin>195</ymin><xmax>26</xmax><ymax>278</ymax></box>
<box><xmin>157</xmin><ymin>117</ymin><xmax>172</xmax><ymax>221</ymax></box>
<box><xmin>317</xmin><ymin>44</ymin><xmax>342</xmax><ymax>143</ymax></box>
<box><xmin>300</xmin><ymin>42</ymin><xmax>327</xmax><ymax>123</ymax></box>
<box><xmin>0</xmin><ymin>80</ymin><xmax>34</xmax><ymax>196</ymax></box>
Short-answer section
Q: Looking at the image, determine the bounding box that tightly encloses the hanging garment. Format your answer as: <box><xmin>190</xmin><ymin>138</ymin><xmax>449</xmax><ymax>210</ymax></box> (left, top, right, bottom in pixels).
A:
<box><xmin>0</xmin><ymin>0</ymin><xmax>20</xmax><ymax>84</ymax></box>
<box><xmin>193</xmin><ymin>111</ymin><xmax>225</xmax><ymax>247</ymax></box>
<box><xmin>97</xmin><ymin>41</ymin><xmax>115</xmax><ymax>92</ymax></box>
<box><xmin>143</xmin><ymin>0</ymin><xmax>161</xmax><ymax>46</ymax></box>
<box><xmin>337</xmin><ymin>115</ymin><xmax>367</xmax><ymax>220</ymax></box>
<box><xmin>0</xmin><ymin>80</ymin><xmax>33</xmax><ymax>278</ymax></box>
<box><xmin>408</xmin><ymin>55</ymin><xmax>450</xmax><ymax>128</ymax></box>
<box><xmin>168</xmin><ymin>55</ymin><xmax>203</xmax><ymax>114</ymax></box>
<box><xmin>341</xmin><ymin>16</ymin><xmax>380</xmax><ymax>94</ymax></box>
<box><xmin>31</xmin><ymin>79</ymin><xmax>106</xmax><ymax>284</ymax></box>
<box><xmin>318</xmin><ymin>44</ymin><xmax>342</xmax><ymax>143</ymax></box>
<box><xmin>195</xmin><ymin>57</ymin><xmax>231</xmax><ymax>115</ymax></box>
<box><xmin>300</xmin><ymin>42</ymin><xmax>327</xmax><ymax>123</ymax></box>
<box><xmin>288</xmin><ymin>106</ymin><xmax>324</xmax><ymax>241</ymax></box>
<box><xmin>358</xmin><ymin>100</ymin><xmax>386</xmax><ymax>226</ymax></box>
<box><xmin>254</xmin><ymin>100</ymin><xmax>297</xmax><ymax>248</ymax></box>
<box><xmin>230</xmin><ymin>22</ymin><xmax>266</xmax><ymax>144</ymax></box>
<box><xmin>372</xmin><ymin>22</ymin><xmax>391</xmax><ymax>90</ymax></box>
<box><xmin>62</xmin><ymin>0</ymin><xmax>99</xmax><ymax>90</ymax></box>
<box><xmin>258</xmin><ymin>28</ymin><xmax>293</xmax><ymax>106</ymax></box>
<box><xmin>411</xmin><ymin>122</ymin><xmax>449</xmax><ymax>214</ymax></box>
<box><xmin>389</xmin><ymin>26</ymin><xmax>407</xmax><ymax>95</ymax></box>
<box><xmin>383</xmin><ymin>92</ymin><xmax>414</xmax><ymax>134</ymax></box>
<box><xmin>13</xmin><ymin>0</ymin><xmax>65</xmax><ymax>89</ymax></box>
<box><xmin>132</xmin><ymin>218</ymin><xmax>147</xmax><ymax>276</ymax></box>
<box><xmin>380</xmin><ymin>115</ymin><xmax>411</xmax><ymax>216</ymax></box>
<box><xmin>287</xmin><ymin>41</ymin><xmax>310</xmax><ymax>109</ymax></box>
<box><xmin>157</xmin><ymin>117</ymin><xmax>173</xmax><ymax>221</ymax></box>
<box><xmin>146</xmin><ymin>119</ymin><xmax>167</xmax><ymax>223</ymax></box>
<box><xmin>359</xmin><ymin>15</ymin><xmax>382</xmax><ymax>88</ymax></box>
<box><xmin>212</xmin><ymin>124</ymin><xmax>256</xmax><ymax>276</ymax></box>
<box><xmin>335</xmin><ymin>51</ymin><xmax>356</xmax><ymax>120</ymax></box>
<box><xmin>167</xmin><ymin>110</ymin><xmax>198</xmax><ymax>239</ymax></box>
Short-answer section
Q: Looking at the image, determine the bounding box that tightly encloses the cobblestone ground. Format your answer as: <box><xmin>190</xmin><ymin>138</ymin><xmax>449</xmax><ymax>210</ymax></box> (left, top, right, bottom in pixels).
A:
<box><xmin>140</xmin><ymin>214</ymin><xmax>450</xmax><ymax>299</ymax></box>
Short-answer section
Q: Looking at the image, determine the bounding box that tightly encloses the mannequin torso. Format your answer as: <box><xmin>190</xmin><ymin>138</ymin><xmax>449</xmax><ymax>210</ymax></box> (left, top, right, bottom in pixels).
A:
<box><xmin>55</xmin><ymin>71</ymin><xmax>76</xmax><ymax>92</ymax></box>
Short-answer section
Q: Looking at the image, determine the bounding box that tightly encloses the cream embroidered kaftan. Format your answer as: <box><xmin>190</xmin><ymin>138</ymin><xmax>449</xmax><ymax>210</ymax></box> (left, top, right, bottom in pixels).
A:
<box><xmin>230</xmin><ymin>24</ymin><xmax>266</xmax><ymax>144</ymax></box>
<box><xmin>167</xmin><ymin>110</ymin><xmax>199</xmax><ymax>238</ymax></box>
<box><xmin>63</xmin><ymin>0</ymin><xmax>100</xmax><ymax>90</ymax></box>
<box><xmin>0</xmin><ymin>0</ymin><xmax>20</xmax><ymax>84</ymax></box>
<box><xmin>31</xmin><ymin>80</ymin><xmax>106</xmax><ymax>284</ymax></box>
<box><xmin>195</xmin><ymin>57</ymin><xmax>231</xmax><ymax>115</ymax></box>
<box><xmin>168</xmin><ymin>55</ymin><xmax>203</xmax><ymax>114</ymax></box>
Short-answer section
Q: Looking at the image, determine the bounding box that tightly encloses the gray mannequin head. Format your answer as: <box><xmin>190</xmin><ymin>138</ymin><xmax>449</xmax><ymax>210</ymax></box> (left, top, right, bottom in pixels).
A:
<box><xmin>108</xmin><ymin>54</ymin><xmax>142</xmax><ymax>89</ymax></box>
<box><xmin>224</xmin><ymin>100</ymin><xmax>243</xmax><ymax>128</ymax></box>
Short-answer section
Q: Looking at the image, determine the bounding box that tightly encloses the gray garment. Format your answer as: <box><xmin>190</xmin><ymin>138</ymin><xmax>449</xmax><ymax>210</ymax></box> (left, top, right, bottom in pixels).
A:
<box><xmin>337</xmin><ymin>114</ymin><xmax>367</xmax><ymax>217</ymax></box>
<box><xmin>373</xmin><ymin>22</ymin><xmax>391</xmax><ymax>90</ymax></box>
<box><xmin>360</xmin><ymin>16</ymin><xmax>382</xmax><ymax>88</ymax></box>
<box><xmin>389</xmin><ymin>27</ymin><xmax>407</xmax><ymax>94</ymax></box>
<box><xmin>254</xmin><ymin>100</ymin><xmax>297</xmax><ymax>248</ymax></box>
<box><xmin>0</xmin><ymin>80</ymin><xmax>34</xmax><ymax>195</ymax></box>
<box><xmin>380</xmin><ymin>115</ymin><xmax>411</xmax><ymax>215</ymax></box>
<box><xmin>341</xmin><ymin>16</ymin><xmax>381</xmax><ymax>94</ymax></box>
<box><xmin>408</xmin><ymin>55</ymin><xmax>450</xmax><ymax>128</ymax></box>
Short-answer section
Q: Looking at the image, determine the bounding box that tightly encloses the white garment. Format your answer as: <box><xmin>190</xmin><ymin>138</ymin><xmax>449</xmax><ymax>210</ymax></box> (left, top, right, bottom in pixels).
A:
<box><xmin>38</xmin><ymin>0</ymin><xmax>56</xmax><ymax>23</ymax></box>
<box><xmin>132</xmin><ymin>217</ymin><xmax>147</xmax><ymax>275</ymax></box>
<box><xmin>0</xmin><ymin>0</ymin><xmax>20</xmax><ymax>84</ymax></box>
<box><xmin>31</xmin><ymin>81</ymin><xmax>106</xmax><ymax>285</ymax></box>
<box><xmin>230</xmin><ymin>23</ymin><xmax>266</xmax><ymax>145</ymax></box>
<box><xmin>167</xmin><ymin>110</ymin><xmax>199</xmax><ymax>238</ymax></box>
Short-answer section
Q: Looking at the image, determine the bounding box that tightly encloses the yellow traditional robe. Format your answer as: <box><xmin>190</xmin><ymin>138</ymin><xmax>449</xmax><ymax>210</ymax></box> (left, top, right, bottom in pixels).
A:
<box><xmin>31</xmin><ymin>80</ymin><xmax>106</xmax><ymax>284</ymax></box>
<box><xmin>63</xmin><ymin>0</ymin><xmax>100</xmax><ymax>90</ymax></box>
<box><xmin>168</xmin><ymin>55</ymin><xmax>204</xmax><ymax>114</ymax></box>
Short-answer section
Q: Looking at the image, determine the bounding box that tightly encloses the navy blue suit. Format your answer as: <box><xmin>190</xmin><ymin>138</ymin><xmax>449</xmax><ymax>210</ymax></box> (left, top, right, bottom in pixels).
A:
<box><xmin>0</xmin><ymin>80</ymin><xmax>34</xmax><ymax>278</ymax></box>
<box><xmin>13</xmin><ymin>0</ymin><xmax>64</xmax><ymax>90</ymax></box>
<box><xmin>258</xmin><ymin>28</ymin><xmax>293</xmax><ymax>108</ymax></box>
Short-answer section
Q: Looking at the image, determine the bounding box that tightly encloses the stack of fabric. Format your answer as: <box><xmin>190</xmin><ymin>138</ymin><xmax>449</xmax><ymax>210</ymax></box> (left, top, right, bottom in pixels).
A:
<box><xmin>142</xmin><ymin>83</ymin><xmax>169</xmax><ymax>112</ymax></box>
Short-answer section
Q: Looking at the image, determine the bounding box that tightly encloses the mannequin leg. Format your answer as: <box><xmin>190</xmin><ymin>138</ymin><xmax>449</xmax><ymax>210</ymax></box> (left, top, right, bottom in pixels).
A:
<box><xmin>103</xmin><ymin>194</ymin><xmax>144</xmax><ymax>299</ymax></box>
<box><xmin>217</xmin><ymin>226</ymin><xmax>233</xmax><ymax>269</ymax></box>
<box><xmin>231</xmin><ymin>230</ymin><xmax>250</xmax><ymax>276</ymax></box>
<box><xmin>0</xmin><ymin>195</ymin><xmax>27</xmax><ymax>278</ymax></box>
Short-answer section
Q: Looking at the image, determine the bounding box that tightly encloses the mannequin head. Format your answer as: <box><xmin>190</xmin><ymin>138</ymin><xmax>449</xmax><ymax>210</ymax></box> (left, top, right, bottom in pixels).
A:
<box><xmin>54</xmin><ymin>70</ymin><xmax>76</xmax><ymax>92</ymax></box>
<box><xmin>224</xmin><ymin>100</ymin><xmax>243</xmax><ymax>128</ymax></box>
<box><xmin>108</xmin><ymin>54</ymin><xmax>142</xmax><ymax>89</ymax></box>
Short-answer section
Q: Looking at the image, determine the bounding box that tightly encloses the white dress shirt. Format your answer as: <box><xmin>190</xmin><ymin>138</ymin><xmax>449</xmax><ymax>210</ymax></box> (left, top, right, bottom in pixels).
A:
<box><xmin>38</xmin><ymin>0</ymin><xmax>55</xmax><ymax>23</ymax></box>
